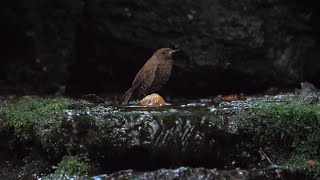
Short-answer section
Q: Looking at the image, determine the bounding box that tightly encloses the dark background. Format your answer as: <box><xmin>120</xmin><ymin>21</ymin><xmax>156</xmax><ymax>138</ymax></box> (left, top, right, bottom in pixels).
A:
<box><xmin>1</xmin><ymin>0</ymin><xmax>320</xmax><ymax>99</ymax></box>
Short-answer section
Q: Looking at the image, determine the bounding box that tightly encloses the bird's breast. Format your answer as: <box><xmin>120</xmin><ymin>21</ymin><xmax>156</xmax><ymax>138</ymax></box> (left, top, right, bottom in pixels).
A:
<box><xmin>157</xmin><ymin>61</ymin><xmax>172</xmax><ymax>80</ymax></box>
<box><xmin>149</xmin><ymin>60</ymin><xmax>172</xmax><ymax>91</ymax></box>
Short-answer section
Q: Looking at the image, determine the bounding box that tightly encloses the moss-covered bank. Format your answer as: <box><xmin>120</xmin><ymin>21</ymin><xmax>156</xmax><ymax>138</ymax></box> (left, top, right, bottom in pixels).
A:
<box><xmin>0</xmin><ymin>95</ymin><xmax>320</xmax><ymax>179</ymax></box>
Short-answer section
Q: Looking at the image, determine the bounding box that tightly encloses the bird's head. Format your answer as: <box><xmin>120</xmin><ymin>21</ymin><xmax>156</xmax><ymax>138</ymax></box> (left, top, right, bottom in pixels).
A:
<box><xmin>153</xmin><ymin>48</ymin><xmax>179</xmax><ymax>61</ymax></box>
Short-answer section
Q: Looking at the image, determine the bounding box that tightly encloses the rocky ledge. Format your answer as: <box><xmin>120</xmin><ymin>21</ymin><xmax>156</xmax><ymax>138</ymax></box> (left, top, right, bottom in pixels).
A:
<box><xmin>0</xmin><ymin>88</ymin><xmax>320</xmax><ymax>179</ymax></box>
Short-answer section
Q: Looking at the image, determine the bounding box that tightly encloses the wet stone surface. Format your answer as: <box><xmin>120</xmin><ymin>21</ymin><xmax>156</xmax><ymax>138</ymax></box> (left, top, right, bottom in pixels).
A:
<box><xmin>102</xmin><ymin>166</ymin><xmax>287</xmax><ymax>180</ymax></box>
<box><xmin>0</xmin><ymin>90</ymin><xmax>320</xmax><ymax>179</ymax></box>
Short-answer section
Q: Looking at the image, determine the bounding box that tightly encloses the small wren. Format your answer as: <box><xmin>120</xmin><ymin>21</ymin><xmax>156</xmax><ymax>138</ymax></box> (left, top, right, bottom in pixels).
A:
<box><xmin>119</xmin><ymin>48</ymin><xmax>179</xmax><ymax>105</ymax></box>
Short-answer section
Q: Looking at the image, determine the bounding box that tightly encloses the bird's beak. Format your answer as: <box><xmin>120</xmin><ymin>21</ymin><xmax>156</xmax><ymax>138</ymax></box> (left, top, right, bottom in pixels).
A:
<box><xmin>169</xmin><ymin>49</ymin><xmax>180</xmax><ymax>55</ymax></box>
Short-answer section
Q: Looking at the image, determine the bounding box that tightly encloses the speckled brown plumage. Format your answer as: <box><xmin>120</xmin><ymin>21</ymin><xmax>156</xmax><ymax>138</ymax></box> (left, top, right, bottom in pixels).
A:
<box><xmin>119</xmin><ymin>48</ymin><xmax>178</xmax><ymax>105</ymax></box>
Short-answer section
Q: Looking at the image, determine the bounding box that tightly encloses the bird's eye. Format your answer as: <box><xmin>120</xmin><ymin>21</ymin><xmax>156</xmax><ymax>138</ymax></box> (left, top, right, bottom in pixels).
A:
<box><xmin>162</xmin><ymin>51</ymin><xmax>166</xmax><ymax>55</ymax></box>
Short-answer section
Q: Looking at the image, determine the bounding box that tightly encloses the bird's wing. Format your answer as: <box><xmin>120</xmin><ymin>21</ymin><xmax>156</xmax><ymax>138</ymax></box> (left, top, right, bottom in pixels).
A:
<box><xmin>131</xmin><ymin>59</ymin><xmax>159</xmax><ymax>90</ymax></box>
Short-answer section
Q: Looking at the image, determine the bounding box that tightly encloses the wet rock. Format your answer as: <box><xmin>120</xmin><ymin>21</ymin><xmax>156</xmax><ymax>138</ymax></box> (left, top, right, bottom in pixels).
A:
<box><xmin>302</xmin><ymin>95</ymin><xmax>319</xmax><ymax>104</ymax></box>
<box><xmin>104</xmin><ymin>166</ymin><xmax>299</xmax><ymax>180</ymax></box>
<box><xmin>299</xmin><ymin>82</ymin><xmax>320</xmax><ymax>104</ymax></box>
<box><xmin>301</xmin><ymin>82</ymin><xmax>319</xmax><ymax>93</ymax></box>
<box><xmin>0</xmin><ymin>95</ymin><xmax>320</xmax><ymax>178</ymax></box>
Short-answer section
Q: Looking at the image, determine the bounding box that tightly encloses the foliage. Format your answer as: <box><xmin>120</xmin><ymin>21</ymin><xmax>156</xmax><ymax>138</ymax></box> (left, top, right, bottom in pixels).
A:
<box><xmin>53</xmin><ymin>155</ymin><xmax>92</xmax><ymax>176</ymax></box>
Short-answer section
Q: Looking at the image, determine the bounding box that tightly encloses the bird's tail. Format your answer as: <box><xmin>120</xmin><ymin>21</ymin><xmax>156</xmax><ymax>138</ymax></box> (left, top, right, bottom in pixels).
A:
<box><xmin>118</xmin><ymin>88</ymin><xmax>134</xmax><ymax>105</ymax></box>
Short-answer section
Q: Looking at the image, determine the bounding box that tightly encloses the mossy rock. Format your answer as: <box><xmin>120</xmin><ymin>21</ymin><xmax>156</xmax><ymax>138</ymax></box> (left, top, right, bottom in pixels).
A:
<box><xmin>1</xmin><ymin>96</ymin><xmax>320</xmax><ymax>178</ymax></box>
<box><xmin>235</xmin><ymin>102</ymin><xmax>320</xmax><ymax>156</ymax></box>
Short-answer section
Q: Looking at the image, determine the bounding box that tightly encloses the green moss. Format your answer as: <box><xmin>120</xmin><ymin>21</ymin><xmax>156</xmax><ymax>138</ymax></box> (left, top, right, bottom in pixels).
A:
<box><xmin>54</xmin><ymin>155</ymin><xmax>92</xmax><ymax>176</ymax></box>
<box><xmin>237</xmin><ymin>102</ymin><xmax>320</xmax><ymax>160</ymax></box>
<box><xmin>279</xmin><ymin>155</ymin><xmax>320</xmax><ymax>179</ymax></box>
<box><xmin>41</xmin><ymin>155</ymin><xmax>92</xmax><ymax>179</ymax></box>
<box><xmin>0</xmin><ymin>97</ymin><xmax>75</xmax><ymax>155</ymax></box>
<box><xmin>0</xmin><ymin>96</ymin><xmax>112</xmax><ymax>159</ymax></box>
<box><xmin>1</xmin><ymin>97</ymin><xmax>71</xmax><ymax>135</ymax></box>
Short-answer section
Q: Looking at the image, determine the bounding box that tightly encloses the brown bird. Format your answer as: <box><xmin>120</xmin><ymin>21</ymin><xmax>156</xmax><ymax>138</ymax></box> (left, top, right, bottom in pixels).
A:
<box><xmin>119</xmin><ymin>48</ymin><xmax>179</xmax><ymax>105</ymax></box>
